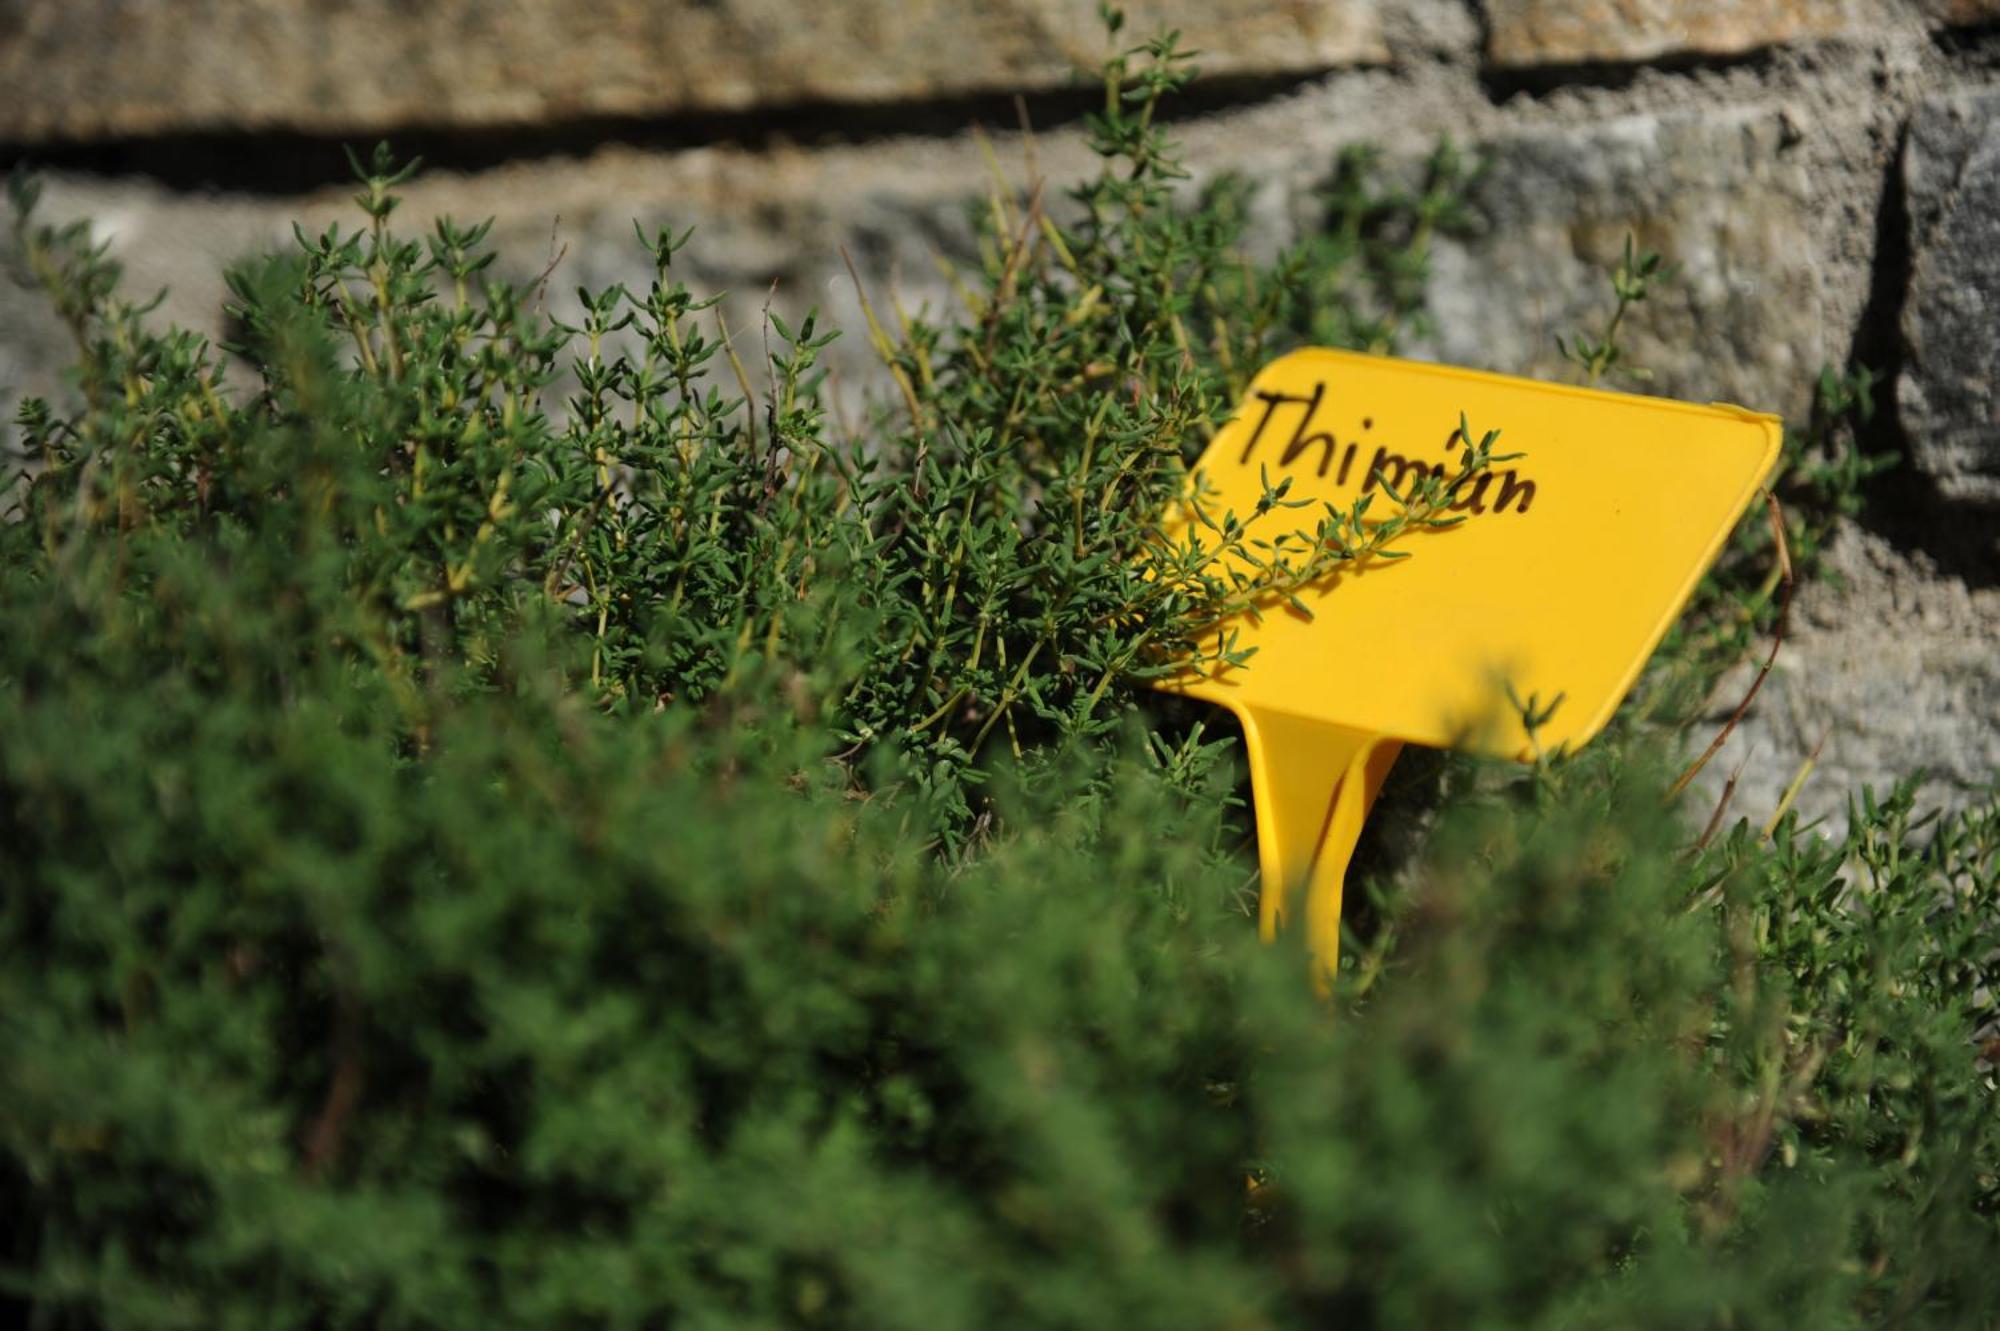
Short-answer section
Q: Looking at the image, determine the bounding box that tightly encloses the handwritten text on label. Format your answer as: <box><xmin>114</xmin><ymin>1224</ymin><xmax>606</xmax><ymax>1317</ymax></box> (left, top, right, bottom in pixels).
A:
<box><xmin>1235</xmin><ymin>380</ymin><xmax>1540</xmax><ymax>516</ymax></box>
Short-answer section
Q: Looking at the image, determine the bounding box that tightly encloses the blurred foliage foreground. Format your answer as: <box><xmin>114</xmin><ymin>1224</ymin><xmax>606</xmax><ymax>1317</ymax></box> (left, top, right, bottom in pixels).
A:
<box><xmin>3</xmin><ymin>24</ymin><xmax>1997</xmax><ymax>1331</ymax></box>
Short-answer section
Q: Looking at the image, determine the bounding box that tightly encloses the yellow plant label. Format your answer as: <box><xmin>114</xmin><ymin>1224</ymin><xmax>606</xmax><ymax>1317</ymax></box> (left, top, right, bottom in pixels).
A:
<box><xmin>1156</xmin><ymin>348</ymin><xmax>1781</xmax><ymax>982</ymax></box>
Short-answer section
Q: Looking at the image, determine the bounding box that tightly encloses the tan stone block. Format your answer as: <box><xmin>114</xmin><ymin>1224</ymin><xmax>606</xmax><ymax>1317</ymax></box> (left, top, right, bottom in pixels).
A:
<box><xmin>1484</xmin><ymin>0</ymin><xmax>1872</xmax><ymax>67</ymax></box>
<box><xmin>0</xmin><ymin>1</ymin><xmax>1384</xmax><ymax>145</ymax></box>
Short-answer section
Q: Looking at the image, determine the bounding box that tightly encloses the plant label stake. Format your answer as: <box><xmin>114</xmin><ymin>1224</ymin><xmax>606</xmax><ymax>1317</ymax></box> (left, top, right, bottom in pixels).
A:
<box><xmin>1156</xmin><ymin>348</ymin><xmax>1780</xmax><ymax>986</ymax></box>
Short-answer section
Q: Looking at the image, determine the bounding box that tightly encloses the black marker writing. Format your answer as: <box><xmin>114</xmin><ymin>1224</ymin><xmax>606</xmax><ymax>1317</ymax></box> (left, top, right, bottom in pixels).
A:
<box><xmin>1238</xmin><ymin>380</ymin><xmax>1538</xmax><ymax>515</ymax></box>
<box><xmin>1238</xmin><ymin>384</ymin><xmax>1340</xmax><ymax>477</ymax></box>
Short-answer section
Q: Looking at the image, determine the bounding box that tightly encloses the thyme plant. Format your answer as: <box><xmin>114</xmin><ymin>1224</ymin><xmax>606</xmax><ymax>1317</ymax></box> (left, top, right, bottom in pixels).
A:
<box><xmin>2</xmin><ymin>15</ymin><xmax>1994</xmax><ymax>1330</ymax></box>
<box><xmin>3</xmin><ymin>26</ymin><xmax>1485</xmax><ymax>843</ymax></box>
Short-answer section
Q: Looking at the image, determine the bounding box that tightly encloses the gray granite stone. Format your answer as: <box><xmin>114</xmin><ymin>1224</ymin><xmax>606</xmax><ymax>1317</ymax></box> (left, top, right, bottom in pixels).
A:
<box><xmin>1900</xmin><ymin>89</ymin><xmax>2000</xmax><ymax>507</ymax></box>
<box><xmin>1418</xmin><ymin>108</ymin><xmax>1825</xmax><ymax>422</ymax></box>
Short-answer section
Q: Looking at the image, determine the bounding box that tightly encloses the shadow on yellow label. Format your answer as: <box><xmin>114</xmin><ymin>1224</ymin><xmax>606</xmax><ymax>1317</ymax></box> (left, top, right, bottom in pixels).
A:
<box><xmin>1155</xmin><ymin>348</ymin><xmax>1781</xmax><ymax>986</ymax></box>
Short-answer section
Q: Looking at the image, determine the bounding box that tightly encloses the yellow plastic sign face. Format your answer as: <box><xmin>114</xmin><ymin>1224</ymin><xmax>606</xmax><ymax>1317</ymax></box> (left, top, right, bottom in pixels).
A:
<box><xmin>1158</xmin><ymin>348</ymin><xmax>1780</xmax><ymax>980</ymax></box>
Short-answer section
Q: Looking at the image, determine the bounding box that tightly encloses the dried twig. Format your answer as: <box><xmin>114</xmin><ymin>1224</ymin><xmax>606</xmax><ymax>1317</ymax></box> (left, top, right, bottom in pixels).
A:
<box><xmin>1692</xmin><ymin>750</ymin><xmax>1752</xmax><ymax>852</ymax></box>
<box><xmin>1762</xmin><ymin>735</ymin><xmax>1826</xmax><ymax>839</ymax></box>
<box><xmin>529</xmin><ymin>214</ymin><xmax>568</xmax><ymax>314</ymax></box>
<box><xmin>714</xmin><ymin>304</ymin><xmax>759</xmax><ymax>455</ymax></box>
<box><xmin>302</xmin><ymin>981</ymin><xmax>364</xmax><ymax>1178</ymax></box>
<box><xmin>1669</xmin><ymin>490</ymin><xmax>1793</xmax><ymax>802</ymax></box>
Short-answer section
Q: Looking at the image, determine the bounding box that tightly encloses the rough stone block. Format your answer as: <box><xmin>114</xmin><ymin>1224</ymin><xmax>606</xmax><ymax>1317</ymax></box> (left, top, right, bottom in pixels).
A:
<box><xmin>1900</xmin><ymin>90</ymin><xmax>2000</xmax><ymax>506</ymax></box>
<box><xmin>1920</xmin><ymin>0</ymin><xmax>2000</xmax><ymax>26</ymax></box>
<box><xmin>1484</xmin><ymin>0</ymin><xmax>1875</xmax><ymax>67</ymax></box>
<box><xmin>1696</xmin><ymin>527</ymin><xmax>2000</xmax><ymax>835</ymax></box>
<box><xmin>0</xmin><ymin>1</ymin><xmax>1384</xmax><ymax>145</ymax></box>
<box><xmin>1417</xmin><ymin>108</ymin><xmax>1824</xmax><ymax>422</ymax></box>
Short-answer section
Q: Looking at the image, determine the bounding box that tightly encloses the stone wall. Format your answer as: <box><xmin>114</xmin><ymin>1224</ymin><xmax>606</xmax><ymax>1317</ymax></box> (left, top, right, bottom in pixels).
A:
<box><xmin>4</xmin><ymin>0</ymin><xmax>1996</xmax><ymax>826</ymax></box>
